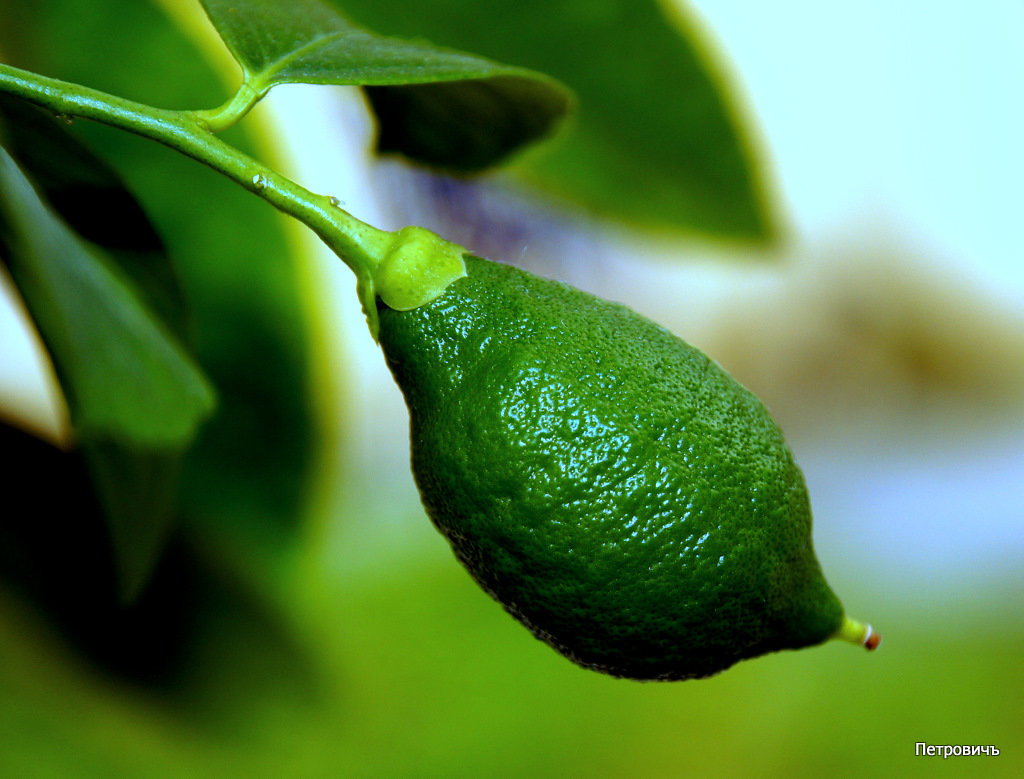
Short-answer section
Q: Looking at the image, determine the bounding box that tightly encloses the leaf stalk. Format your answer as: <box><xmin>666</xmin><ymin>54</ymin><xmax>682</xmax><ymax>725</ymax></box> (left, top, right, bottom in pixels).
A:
<box><xmin>193</xmin><ymin>78</ymin><xmax>265</xmax><ymax>131</ymax></box>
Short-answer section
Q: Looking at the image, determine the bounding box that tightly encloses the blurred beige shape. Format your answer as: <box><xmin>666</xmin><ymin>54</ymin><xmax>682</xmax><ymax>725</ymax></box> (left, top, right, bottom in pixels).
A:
<box><xmin>0</xmin><ymin>265</ymin><xmax>69</xmax><ymax>446</ymax></box>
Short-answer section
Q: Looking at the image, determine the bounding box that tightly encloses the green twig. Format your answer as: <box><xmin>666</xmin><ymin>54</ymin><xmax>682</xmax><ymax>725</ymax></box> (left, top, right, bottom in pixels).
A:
<box><xmin>0</xmin><ymin>60</ymin><xmax>391</xmax><ymax>293</ymax></box>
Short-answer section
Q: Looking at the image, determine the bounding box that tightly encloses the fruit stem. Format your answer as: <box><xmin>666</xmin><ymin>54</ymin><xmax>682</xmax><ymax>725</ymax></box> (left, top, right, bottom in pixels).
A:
<box><xmin>833</xmin><ymin>616</ymin><xmax>881</xmax><ymax>650</ymax></box>
<box><xmin>0</xmin><ymin>59</ymin><xmax>451</xmax><ymax>336</ymax></box>
<box><xmin>0</xmin><ymin>61</ymin><xmax>390</xmax><ymax>268</ymax></box>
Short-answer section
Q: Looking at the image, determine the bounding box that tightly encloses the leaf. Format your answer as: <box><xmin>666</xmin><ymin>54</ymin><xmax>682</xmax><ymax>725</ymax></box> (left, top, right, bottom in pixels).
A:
<box><xmin>0</xmin><ymin>421</ymin><xmax>324</xmax><ymax>708</ymax></box>
<box><xmin>4</xmin><ymin>0</ymin><xmax>320</xmax><ymax>557</ymax></box>
<box><xmin>0</xmin><ymin>421</ymin><xmax>180</xmax><ymax>673</ymax></box>
<box><xmin>0</xmin><ymin>144</ymin><xmax>215</xmax><ymax>597</ymax></box>
<box><xmin>0</xmin><ymin>149</ymin><xmax>215</xmax><ymax>445</ymax></box>
<box><xmin>364</xmin><ymin>78</ymin><xmax>566</xmax><ymax>172</ymax></box>
<box><xmin>199</xmin><ymin>0</ymin><xmax>570</xmax><ymax>169</ymax></box>
<box><xmin>84</xmin><ymin>444</ymin><xmax>185</xmax><ymax>600</ymax></box>
<box><xmin>330</xmin><ymin>0</ymin><xmax>779</xmax><ymax>243</ymax></box>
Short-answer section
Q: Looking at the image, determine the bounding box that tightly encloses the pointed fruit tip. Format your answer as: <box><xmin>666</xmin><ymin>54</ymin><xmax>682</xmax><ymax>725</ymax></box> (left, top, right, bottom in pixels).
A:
<box><xmin>834</xmin><ymin>616</ymin><xmax>881</xmax><ymax>651</ymax></box>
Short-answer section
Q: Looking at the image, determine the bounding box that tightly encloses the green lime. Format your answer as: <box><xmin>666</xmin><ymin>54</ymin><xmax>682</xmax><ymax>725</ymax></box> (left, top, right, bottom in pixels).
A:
<box><xmin>378</xmin><ymin>254</ymin><xmax>876</xmax><ymax>680</ymax></box>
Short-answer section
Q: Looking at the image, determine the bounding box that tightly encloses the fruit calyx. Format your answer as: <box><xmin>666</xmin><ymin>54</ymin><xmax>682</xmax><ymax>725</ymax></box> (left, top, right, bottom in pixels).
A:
<box><xmin>374</xmin><ymin>225</ymin><xmax>468</xmax><ymax>313</ymax></box>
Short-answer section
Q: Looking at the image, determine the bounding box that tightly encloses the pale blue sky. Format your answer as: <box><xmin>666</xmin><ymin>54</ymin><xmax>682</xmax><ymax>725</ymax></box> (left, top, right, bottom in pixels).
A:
<box><xmin>686</xmin><ymin>0</ymin><xmax>1024</xmax><ymax>306</ymax></box>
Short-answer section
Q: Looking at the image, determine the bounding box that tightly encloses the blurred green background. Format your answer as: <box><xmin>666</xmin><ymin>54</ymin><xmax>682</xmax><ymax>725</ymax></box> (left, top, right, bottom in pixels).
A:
<box><xmin>1</xmin><ymin>0</ymin><xmax>1022</xmax><ymax>776</ymax></box>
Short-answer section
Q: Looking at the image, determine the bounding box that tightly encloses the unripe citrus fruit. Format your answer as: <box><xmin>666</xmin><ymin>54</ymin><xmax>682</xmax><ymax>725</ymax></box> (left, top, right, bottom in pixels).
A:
<box><xmin>378</xmin><ymin>253</ymin><xmax>877</xmax><ymax>680</ymax></box>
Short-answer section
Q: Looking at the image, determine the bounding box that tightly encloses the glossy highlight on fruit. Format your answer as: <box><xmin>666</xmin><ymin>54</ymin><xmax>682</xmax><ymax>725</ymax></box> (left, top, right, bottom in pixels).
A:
<box><xmin>378</xmin><ymin>254</ymin><xmax>876</xmax><ymax>680</ymax></box>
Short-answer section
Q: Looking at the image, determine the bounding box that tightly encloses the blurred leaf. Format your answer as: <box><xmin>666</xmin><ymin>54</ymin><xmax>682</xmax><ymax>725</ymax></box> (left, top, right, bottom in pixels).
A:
<box><xmin>0</xmin><ymin>146</ymin><xmax>215</xmax><ymax>595</ymax></box>
<box><xmin>0</xmin><ymin>421</ymin><xmax>192</xmax><ymax>680</ymax></box>
<box><xmin>333</xmin><ymin>0</ymin><xmax>778</xmax><ymax>242</ymax></box>
<box><xmin>200</xmin><ymin>0</ymin><xmax>570</xmax><ymax>169</ymax></box>
<box><xmin>364</xmin><ymin>78</ymin><xmax>568</xmax><ymax>172</ymax></box>
<box><xmin>0</xmin><ymin>149</ymin><xmax>215</xmax><ymax>446</ymax></box>
<box><xmin>0</xmin><ymin>0</ymin><xmax>317</xmax><ymax>556</ymax></box>
<box><xmin>0</xmin><ymin>420</ymin><xmax>325</xmax><ymax>735</ymax></box>
<box><xmin>0</xmin><ymin>3</ymin><xmax>327</xmax><ymax>750</ymax></box>
<box><xmin>85</xmin><ymin>445</ymin><xmax>186</xmax><ymax>600</ymax></box>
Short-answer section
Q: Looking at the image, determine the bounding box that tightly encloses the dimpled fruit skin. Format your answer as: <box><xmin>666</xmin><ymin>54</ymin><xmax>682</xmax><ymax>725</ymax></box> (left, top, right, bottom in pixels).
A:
<box><xmin>378</xmin><ymin>255</ymin><xmax>844</xmax><ymax>680</ymax></box>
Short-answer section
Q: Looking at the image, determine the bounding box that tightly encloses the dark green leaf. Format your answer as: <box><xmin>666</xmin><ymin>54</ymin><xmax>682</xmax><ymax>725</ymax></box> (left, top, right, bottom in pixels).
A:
<box><xmin>0</xmin><ymin>149</ymin><xmax>215</xmax><ymax>446</ymax></box>
<box><xmin>0</xmin><ymin>91</ymin><xmax>215</xmax><ymax>600</ymax></box>
<box><xmin>0</xmin><ymin>421</ymin><xmax>183</xmax><ymax>675</ymax></box>
<box><xmin>0</xmin><ymin>145</ymin><xmax>215</xmax><ymax>597</ymax></box>
<box><xmin>0</xmin><ymin>0</ymin><xmax>319</xmax><ymax>628</ymax></box>
<box><xmin>0</xmin><ymin>421</ymin><xmax>323</xmax><ymax>707</ymax></box>
<box><xmin>364</xmin><ymin>78</ymin><xmax>566</xmax><ymax>172</ymax></box>
<box><xmin>332</xmin><ymin>0</ymin><xmax>779</xmax><ymax>242</ymax></box>
<box><xmin>200</xmin><ymin>0</ymin><xmax>570</xmax><ymax>169</ymax></box>
<box><xmin>84</xmin><ymin>444</ymin><xmax>184</xmax><ymax>600</ymax></box>
<box><xmin>3</xmin><ymin>0</ymin><xmax>318</xmax><ymax>558</ymax></box>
